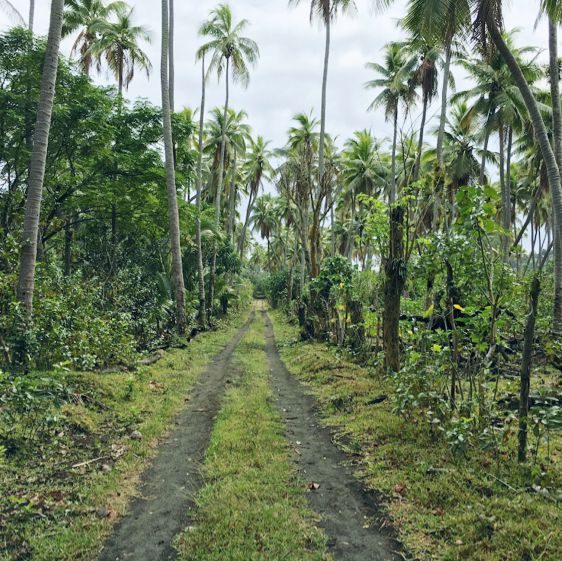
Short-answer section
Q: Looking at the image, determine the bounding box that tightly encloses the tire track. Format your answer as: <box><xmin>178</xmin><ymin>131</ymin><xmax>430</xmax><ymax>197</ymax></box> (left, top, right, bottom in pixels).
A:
<box><xmin>262</xmin><ymin>310</ymin><xmax>402</xmax><ymax>561</ymax></box>
<box><xmin>99</xmin><ymin>310</ymin><xmax>255</xmax><ymax>561</ymax></box>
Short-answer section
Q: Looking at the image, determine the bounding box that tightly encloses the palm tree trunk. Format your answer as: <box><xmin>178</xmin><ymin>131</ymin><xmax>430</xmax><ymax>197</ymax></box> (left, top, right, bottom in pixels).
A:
<box><xmin>227</xmin><ymin>151</ymin><xmax>237</xmax><ymax>240</ymax></box>
<box><xmin>488</xmin><ymin>20</ymin><xmax>562</xmax><ymax>245</ymax></box>
<box><xmin>504</xmin><ymin>125</ymin><xmax>513</xmax><ymax>259</ymax></box>
<box><xmin>480</xmin><ymin>127</ymin><xmax>490</xmax><ymax>186</ymax></box>
<box><xmin>436</xmin><ymin>44</ymin><xmax>452</xmax><ymax>167</ymax></box>
<box><xmin>413</xmin><ymin>94</ymin><xmax>428</xmax><ymax>183</ymax></box>
<box><xmin>549</xmin><ymin>17</ymin><xmax>562</xmax><ymax>337</ymax></box>
<box><xmin>161</xmin><ymin>0</ymin><xmax>187</xmax><ymax>334</ymax></box>
<box><xmin>318</xmin><ymin>17</ymin><xmax>330</xmax><ymax>198</ymax></box>
<box><xmin>168</xmin><ymin>0</ymin><xmax>175</xmax><ymax>112</ymax></box>
<box><xmin>390</xmin><ymin>106</ymin><xmax>398</xmax><ymax>204</ymax></box>
<box><xmin>195</xmin><ymin>55</ymin><xmax>207</xmax><ymax>329</ymax></box>
<box><xmin>498</xmin><ymin>122</ymin><xmax>508</xmax><ymax>259</ymax></box>
<box><xmin>28</xmin><ymin>0</ymin><xmax>34</xmax><ymax>32</ymax></box>
<box><xmin>17</xmin><ymin>0</ymin><xmax>64</xmax><ymax>316</ymax></box>
<box><xmin>208</xmin><ymin>57</ymin><xmax>230</xmax><ymax>320</ymax></box>
<box><xmin>238</xmin><ymin>188</ymin><xmax>256</xmax><ymax>258</ymax></box>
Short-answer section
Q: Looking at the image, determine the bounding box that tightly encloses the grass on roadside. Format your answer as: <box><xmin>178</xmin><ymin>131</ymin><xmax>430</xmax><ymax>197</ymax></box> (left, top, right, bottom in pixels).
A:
<box><xmin>177</xmin><ymin>312</ymin><xmax>330</xmax><ymax>561</ymax></box>
<box><xmin>269</xmin><ymin>309</ymin><xmax>562</xmax><ymax>561</ymax></box>
<box><xmin>0</xmin><ymin>310</ymin><xmax>249</xmax><ymax>561</ymax></box>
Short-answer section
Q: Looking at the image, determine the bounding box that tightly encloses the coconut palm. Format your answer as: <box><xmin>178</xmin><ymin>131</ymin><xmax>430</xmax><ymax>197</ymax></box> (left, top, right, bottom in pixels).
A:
<box><xmin>17</xmin><ymin>0</ymin><xmax>65</xmax><ymax>315</ymax></box>
<box><xmin>365</xmin><ymin>41</ymin><xmax>417</xmax><ymax>203</ymax></box>
<box><xmin>160</xmin><ymin>0</ymin><xmax>186</xmax><ymax>333</ymax></box>
<box><xmin>251</xmin><ymin>194</ymin><xmax>278</xmax><ymax>271</ymax></box>
<box><xmin>239</xmin><ymin>136</ymin><xmax>273</xmax><ymax>258</ymax></box>
<box><xmin>91</xmin><ymin>7</ymin><xmax>151</xmax><ymax>95</ymax></box>
<box><xmin>198</xmin><ymin>3</ymin><xmax>259</xmax><ymax>317</ymax></box>
<box><xmin>62</xmin><ymin>0</ymin><xmax>128</xmax><ymax>75</ymax></box>
<box><xmin>289</xmin><ymin>0</ymin><xmax>355</xmax><ymax>204</ymax></box>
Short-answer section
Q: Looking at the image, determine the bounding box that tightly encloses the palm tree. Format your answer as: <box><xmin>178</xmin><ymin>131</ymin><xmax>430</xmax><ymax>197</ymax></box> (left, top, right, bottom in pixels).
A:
<box><xmin>251</xmin><ymin>194</ymin><xmax>278</xmax><ymax>271</ymax></box>
<box><xmin>92</xmin><ymin>7</ymin><xmax>151</xmax><ymax>95</ymax></box>
<box><xmin>289</xmin><ymin>0</ymin><xmax>355</xmax><ymax>209</ymax></box>
<box><xmin>160</xmin><ymin>0</ymin><xmax>186</xmax><ymax>333</ymax></box>
<box><xmin>17</xmin><ymin>0</ymin><xmax>65</xmax><ymax>316</ymax></box>
<box><xmin>198</xmin><ymin>3</ymin><xmax>259</xmax><ymax>317</ymax></box>
<box><xmin>62</xmin><ymin>0</ymin><xmax>127</xmax><ymax>76</ymax></box>
<box><xmin>341</xmin><ymin>130</ymin><xmax>387</xmax><ymax>258</ymax></box>
<box><xmin>455</xmin><ymin>36</ymin><xmax>541</xmax><ymax>255</ymax></box>
<box><xmin>365</xmin><ymin>41</ymin><xmax>417</xmax><ymax>203</ymax></box>
<box><xmin>407</xmin><ymin>36</ymin><xmax>441</xmax><ymax>183</ymax></box>
<box><xmin>194</xmin><ymin>53</ymin><xmax>207</xmax><ymax>329</ymax></box>
<box><xmin>239</xmin><ymin>136</ymin><xmax>273</xmax><ymax>258</ymax></box>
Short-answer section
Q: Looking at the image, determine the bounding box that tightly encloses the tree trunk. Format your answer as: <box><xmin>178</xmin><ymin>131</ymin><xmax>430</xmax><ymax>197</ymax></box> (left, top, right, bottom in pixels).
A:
<box><xmin>168</xmin><ymin>0</ymin><xmax>175</xmax><ymax>113</ymax></box>
<box><xmin>208</xmin><ymin>57</ymin><xmax>230</xmax><ymax>321</ymax></box>
<box><xmin>64</xmin><ymin>222</ymin><xmax>72</xmax><ymax>277</ymax></box>
<box><xmin>28</xmin><ymin>0</ymin><xmax>35</xmax><ymax>32</ymax></box>
<box><xmin>383</xmin><ymin>206</ymin><xmax>405</xmax><ymax>372</ymax></box>
<box><xmin>549</xmin><ymin>17</ymin><xmax>562</xmax><ymax>337</ymax></box>
<box><xmin>504</xmin><ymin>125</ymin><xmax>513</xmax><ymax>258</ymax></box>
<box><xmin>498</xmin><ymin>122</ymin><xmax>508</xmax><ymax>259</ymax></box>
<box><xmin>17</xmin><ymin>0</ymin><xmax>64</xmax><ymax>316</ymax></box>
<box><xmin>413</xmin><ymin>94</ymin><xmax>428</xmax><ymax>183</ymax></box>
<box><xmin>195</xmin><ymin>55</ymin><xmax>207</xmax><ymax>329</ymax></box>
<box><xmin>161</xmin><ymin>0</ymin><xmax>187</xmax><ymax>334</ymax></box>
<box><xmin>436</xmin><ymin>44</ymin><xmax>452</xmax><ymax>168</ymax></box>
<box><xmin>227</xmin><ymin>151</ymin><xmax>237</xmax><ymax>240</ymax></box>
<box><xmin>390</xmin><ymin>106</ymin><xmax>398</xmax><ymax>204</ymax></box>
<box><xmin>238</xmin><ymin>188</ymin><xmax>256</xmax><ymax>258</ymax></box>
<box><xmin>480</xmin><ymin>127</ymin><xmax>490</xmax><ymax>186</ymax></box>
<box><xmin>518</xmin><ymin>275</ymin><xmax>541</xmax><ymax>463</ymax></box>
<box><xmin>318</xmin><ymin>17</ymin><xmax>330</xmax><ymax>199</ymax></box>
<box><xmin>489</xmin><ymin>21</ymin><xmax>562</xmax><ymax>244</ymax></box>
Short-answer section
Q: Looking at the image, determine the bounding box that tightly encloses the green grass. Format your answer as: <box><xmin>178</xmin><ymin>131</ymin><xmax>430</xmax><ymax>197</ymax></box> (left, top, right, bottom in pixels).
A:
<box><xmin>0</xmin><ymin>310</ymin><xmax>249</xmax><ymax>561</ymax></box>
<box><xmin>177</xmin><ymin>312</ymin><xmax>330</xmax><ymax>561</ymax></box>
<box><xmin>269</xmin><ymin>309</ymin><xmax>562</xmax><ymax>561</ymax></box>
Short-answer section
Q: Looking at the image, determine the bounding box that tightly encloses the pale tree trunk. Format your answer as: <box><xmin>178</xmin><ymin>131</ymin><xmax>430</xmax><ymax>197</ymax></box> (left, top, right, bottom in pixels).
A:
<box><xmin>549</xmin><ymin>18</ymin><xmax>562</xmax><ymax>337</ymax></box>
<box><xmin>480</xmin><ymin>127</ymin><xmax>490</xmax><ymax>186</ymax></box>
<box><xmin>503</xmin><ymin>126</ymin><xmax>513</xmax><ymax>258</ymax></box>
<box><xmin>390</xmin><ymin>106</ymin><xmax>398</xmax><ymax>204</ymax></box>
<box><xmin>413</xmin><ymin>94</ymin><xmax>429</xmax><ymax>183</ymax></box>
<box><xmin>17</xmin><ymin>0</ymin><xmax>64</xmax><ymax>316</ymax></box>
<box><xmin>227</xmin><ymin>151</ymin><xmax>237</xmax><ymax>240</ymax></box>
<box><xmin>195</xmin><ymin>55</ymin><xmax>207</xmax><ymax>329</ymax></box>
<box><xmin>318</xmin><ymin>17</ymin><xmax>330</xmax><ymax>200</ymax></box>
<box><xmin>238</xmin><ymin>187</ymin><xmax>257</xmax><ymax>258</ymax></box>
<box><xmin>208</xmin><ymin>58</ymin><xmax>230</xmax><ymax>321</ymax></box>
<box><xmin>489</xmin><ymin>21</ymin><xmax>562</xmax><ymax>245</ymax></box>
<box><xmin>28</xmin><ymin>0</ymin><xmax>34</xmax><ymax>32</ymax></box>
<box><xmin>498</xmin><ymin>122</ymin><xmax>509</xmax><ymax>259</ymax></box>
<box><xmin>168</xmin><ymin>0</ymin><xmax>174</xmax><ymax>112</ymax></box>
<box><xmin>436</xmin><ymin>44</ymin><xmax>451</xmax><ymax>167</ymax></box>
<box><xmin>161</xmin><ymin>0</ymin><xmax>187</xmax><ymax>334</ymax></box>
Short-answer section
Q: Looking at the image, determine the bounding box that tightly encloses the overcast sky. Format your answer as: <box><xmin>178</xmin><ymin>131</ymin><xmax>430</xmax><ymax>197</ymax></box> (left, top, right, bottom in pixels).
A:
<box><xmin>0</xmin><ymin>0</ymin><xmax>552</xmax><ymax>152</ymax></box>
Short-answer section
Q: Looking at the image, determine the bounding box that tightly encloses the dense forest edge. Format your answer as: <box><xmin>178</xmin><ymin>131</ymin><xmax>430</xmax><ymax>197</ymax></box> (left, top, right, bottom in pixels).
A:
<box><xmin>1</xmin><ymin>0</ymin><xmax>562</xmax><ymax>560</ymax></box>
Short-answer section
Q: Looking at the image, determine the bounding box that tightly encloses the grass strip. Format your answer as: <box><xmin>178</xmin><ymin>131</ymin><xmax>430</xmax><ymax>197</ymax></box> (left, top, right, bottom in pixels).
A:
<box><xmin>177</xmin><ymin>312</ymin><xmax>330</xmax><ymax>561</ymax></box>
<box><xmin>1</xmin><ymin>310</ymin><xmax>249</xmax><ymax>561</ymax></box>
<box><xmin>269</xmin><ymin>309</ymin><xmax>562</xmax><ymax>561</ymax></box>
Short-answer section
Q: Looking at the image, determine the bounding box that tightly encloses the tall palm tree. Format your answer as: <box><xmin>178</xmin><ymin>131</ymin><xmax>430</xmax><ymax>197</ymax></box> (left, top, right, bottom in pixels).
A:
<box><xmin>198</xmin><ymin>3</ymin><xmax>259</xmax><ymax>317</ymax></box>
<box><xmin>239</xmin><ymin>136</ymin><xmax>273</xmax><ymax>258</ymax></box>
<box><xmin>29</xmin><ymin>0</ymin><xmax>34</xmax><ymax>31</ymax></box>
<box><xmin>194</xmin><ymin>53</ymin><xmax>207</xmax><ymax>329</ymax></box>
<box><xmin>92</xmin><ymin>7</ymin><xmax>151</xmax><ymax>95</ymax></box>
<box><xmin>251</xmin><ymin>194</ymin><xmax>278</xmax><ymax>271</ymax></box>
<box><xmin>169</xmin><ymin>0</ymin><xmax>175</xmax><ymax>111</ymax></box>
<box><xmin>17</xmin><ymin>0</ymin><xmax>65</xmax><ymax>316</ymax></box>
<box><xmin>289</xmin><ymin>0</ymin><xmax>355</xmax><ymax>220</ymax></box>
<box><xmin>62</xmin><ymin>0</ymin><xmax>127</xmax><ymax>76</ymax></box>
<box><xmin>365</xmin><ymin>41</ymin><xmax>417</xmax><ymax>203</ymax></box>
<box><xmin>160</xmin><ymin>0</ymin><xmax>186</xmax><ymax>333</ymax></box>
